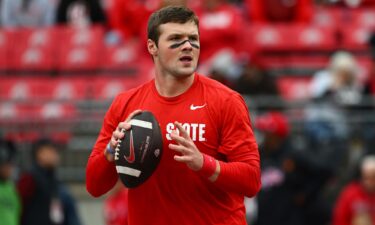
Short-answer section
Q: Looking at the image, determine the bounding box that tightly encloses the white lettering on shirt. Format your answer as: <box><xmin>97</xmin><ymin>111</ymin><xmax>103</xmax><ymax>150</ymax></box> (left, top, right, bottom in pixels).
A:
<box><xmin>166</xmin><ymin>122</ymin><xmax>206</xmax><ymax>142</ymax></box>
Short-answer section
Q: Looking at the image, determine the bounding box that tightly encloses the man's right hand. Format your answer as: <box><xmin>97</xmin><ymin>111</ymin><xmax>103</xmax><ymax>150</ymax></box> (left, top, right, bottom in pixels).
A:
<box><xmin>104</xmin><ymin>109</ymin><xmax>142</xmax><ymax>162</ymax></box>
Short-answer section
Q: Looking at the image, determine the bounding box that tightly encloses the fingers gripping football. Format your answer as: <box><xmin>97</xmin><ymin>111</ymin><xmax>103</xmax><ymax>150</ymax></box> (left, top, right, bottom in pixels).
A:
<box><xmin>105</xmin><ymin>110</ymin><xmax>142</xmax><ymax>162</ymax></box>
<box><xmin>169</xmin><ymin>122</ymin><xmax>204</xmax><ymax>171</ymax></box>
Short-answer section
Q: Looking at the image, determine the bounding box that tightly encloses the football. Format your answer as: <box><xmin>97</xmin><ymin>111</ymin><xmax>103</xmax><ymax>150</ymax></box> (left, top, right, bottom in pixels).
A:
<box><xmin>114</xmin><ymin>111</ymin><xmax>163</xmax><ymax>188</ymax></box>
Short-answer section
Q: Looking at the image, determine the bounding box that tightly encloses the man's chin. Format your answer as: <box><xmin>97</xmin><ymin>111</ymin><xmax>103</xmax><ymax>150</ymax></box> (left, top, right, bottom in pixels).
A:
<box><xmin>175</xmin><ymin>68</ymin><xmax>196</xmax><ymax>77</ymax></box>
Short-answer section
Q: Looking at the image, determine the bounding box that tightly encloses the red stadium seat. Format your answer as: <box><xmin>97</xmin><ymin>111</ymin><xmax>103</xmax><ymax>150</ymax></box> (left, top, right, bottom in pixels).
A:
<box><xmin>23</xmin><ymin>77</ymin><xmax>89</xmax><ymax>101</ymax></box>
<box><xmin>288</xmin><ymin>25</ymin><xmax>337</xmax><ymax>51</ymax></box>
<box><xmin>276</xmin><ymin>76</ymin><xmax>313</xmax><ymax>100</ymax></box>
<box><xmin>90</xmin><ymin>76</ymin><xmax>144</xmax><ymax>100</ymax></box>
<box><xmin>244</xmin><ymin>24</ymin><xmax>337</xmax><ymax>53</ymax></box>
<box><xmin>57</xmin><ymin>46</ymin><xmax>100</xmax><ymax>71</ymax></box>
<box><xmin>56</xmin><ymin>26</ymin><xmax>104</xmax><ymax>71</ymax></box>
<box><xmin>38</xmin><ymin>103</ymin><xmax>76</xmax><ymax>120</ymax></box>
<box><xmin>0</xmin><ymin>30</ymin><xmax>12</xmax><ymax>70</ymax></box>
<box><xmin>52</xmin><ymin>78</ymin><xmax>89</xmax><ymax>100</ymax></box>
<box><xmin>0</xmin><ymin>102</ymin><xmax>19</xmax><ymax>120</ymax></box>
<box><xmin>340</xmin><ymin>26</ymin><xmax>373</xmax><ymax>50</ymax></box>
<box><xmin>56</xmin><ymin>26</ymin><xmax>104</xmax><ymax>47</ymax></box>
<box><xmin>244</xmin><ymin>24</ymin><xmax>291</xmax><ymax>52</ymax></box>
<box><xmin>251</xmin><ymin>55</ymin><xmax>287</xmax><ymax>69</ymax></box>
<box><xmin>101</xmin><ymin>43</ymin><xmax>140</xmax><ymax>70</ymax></box>
<box><xmin>0</xmin><ymin>78</ymin><xmax>32</xmax><ymax>100</ymax></box>
<box><xmin>0</xmin><ymin>77</ymin><xmax>91</xmax><ymax>101</ymax></box>
<box><xmin>287</xmin><ymin>55</ymin><xmax>329</xmax><ymax>69</ymax></box>
<box><xmin>1</xmin><ymin>101</ymin><xmax>77</xmax><ymax>121</ymax></box>
<box><xmin>8</xmin><ymin>28</ymin><xmax>57</xmax><ymax>71</ymax></box>
<box><xmin>311</xmin><ymin>7</ymin><xmax>341</xmax><ymax>28</ymax></box>
<box><xmin>10</xmin><ymin>47</ymin><xmax>55</xmax><ymax>71</ymax></box>
<box><xmin>346</xmin><ymin>9</ymin><xmax>375</xmax><ymax>28</ymax></box>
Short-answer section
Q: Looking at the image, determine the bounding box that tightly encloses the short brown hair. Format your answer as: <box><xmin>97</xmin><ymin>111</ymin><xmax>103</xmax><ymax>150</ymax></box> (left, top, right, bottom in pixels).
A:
<box><xmin>147</xmin><ymin>6</ymin><xmax>199</xmax><ymax>45</ymax></box>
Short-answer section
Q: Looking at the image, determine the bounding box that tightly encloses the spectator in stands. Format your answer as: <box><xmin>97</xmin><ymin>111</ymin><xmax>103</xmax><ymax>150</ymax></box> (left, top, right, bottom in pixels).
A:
<box><xmin>108</xmin><ymin>0</ymin><xmax>159</xmax><ymax>42</ymax></box>
<box><xmin>310</xmin><ymin>51</ymin><xmax>362</xmax><ymax>105</ymax></box>
<box><xmin>0</xmin><ymin>139</ymin><xmax>20</xmax><ymax>225</ymax></box>
<box><xmin>253</xmin><ymin>111</ymin><xmax>299</xmax><ymax>225</ymax></box>
<box><xmin>256</xmin><ymin>111</ymin><xmax>339</xmax><ymax>225</ymax></box>
<box><xmin>307</xmin><ymin>51</ymin><xmax>362</xmax><ymax>143</ymax></box>
<box><xmin>17</xmin><ymin>138</ymin><xmax>81</xmax><ymax>225</ymax></box>
<box><xmin>245</xmin><ymin>0</ymin><xmax>313</xmax><ymax>23</ymax></box>
<box><xmin>205</xmin><ymin>49</ymin><xmax>242</xmax><ymax>89</ymax></box>
<box><xmin>56</xmin><ymin>0</ymin><xmax>106</xmax><ymax>28</ymax></box>
<box><xmin>234</xmin><ymin>60</ymin><xmax>280</xmax><ymax>111</ymax></box>
<box><xmin>104</xmin><ymin>180</ymin><xmax>129</xmax><ymax>225</ymax></box>
<box><xmin>333</xmin><ymin>155</ymin><xmax>375</xmax><ymax>225</ymax></box>
<box><xmin>364</xmin><ymin>33</ymin><xmax>375</xmax><ymax>96</ymax></box>
<box><xmin>107</xmin><ymin>0</ymin><xmax>190</xmax><ymax>43</ymax></box>
<box><xmin>235</xmin><ymin>60</ymin><xmax>278</xmax><ymax>96</ymax></box>
<box><xmin>0</xmin><ymin>0</ymin><xmax>57</xmax><ymax>27</ymax></box>
<box><xmin>360</xmin><ymin>34</ymin><xmax>375</xmax><ymax>156</ymax></box>
<box><xmin>196</xmin><ymin>0</ymin><xmax>245</xmax><ymax>62</ymax></box>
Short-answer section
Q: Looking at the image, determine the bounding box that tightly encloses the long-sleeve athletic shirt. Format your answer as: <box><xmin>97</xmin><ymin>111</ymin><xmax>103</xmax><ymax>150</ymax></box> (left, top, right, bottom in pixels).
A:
<box><xmin>86</xmin><ymin>74</ymin><xmax>261</xmax><ymax>225</ymax></box>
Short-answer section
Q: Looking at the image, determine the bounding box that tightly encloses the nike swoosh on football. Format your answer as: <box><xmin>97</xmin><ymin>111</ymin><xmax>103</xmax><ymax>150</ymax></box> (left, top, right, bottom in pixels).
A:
<box><xmin>190</xmin><ymin>104</ymin><xmax>206</xmax><ymax>110</ymax></box>
<box><xmin>124</xmin><ymin>129</ymin><xmax>135</xmax><ymax>163</ymax></box>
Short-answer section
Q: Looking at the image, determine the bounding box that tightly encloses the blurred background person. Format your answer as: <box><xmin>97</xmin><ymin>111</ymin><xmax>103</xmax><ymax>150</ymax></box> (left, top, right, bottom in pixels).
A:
<box><xmin>254</xmin><ymin>111</ymin><xmax>336</xmax><ymax>225</ymax></box>
<box><xmin>196</xmin><ymin>0</ymin><xmax>245</xmax><ymax>62</ymax></box>
<box><xmin>17</xmin><ymin>138</ymin><xmax>81</xmax><ymax>225</ymax></box>
<box><xmin>306</xmin><ymin>51</ymin><xmax>365</xmax><ymax>182</ymax></box>
<box><xmin>103</xmin><ymin>180</ymin><xmax>129</xmax><ymax>225</ymax></box>
<box><xmin>107</xmin><ymin>0</ymin><xmax>159</xmax><ymax>43</ymax></box>
<box><xmin>245</xmin><ymin>0</ymin><xmax>313</xmax><ymax>23</ymax></box>
<box><xmin>0</xmin><ymin>138</ymin><xmax>20</xmax><ymax>225</ymax></box>
<box><xmin>106</xmin><ymin>0</ymin><xmax>191</xmax><ymax>50</ymax></box>
<box><xmin>56</xmin><ymin>0</ymin><xmax>107</xmax><ymax>28</ymax></box>
<box><xmin>333</xmin><ymin>155</ymin><xmax>375</xmax><ymax>225</ymax></box>
<box><xmin>0</xmin><ymin>0</ymin><xmax>57</xmax><ymax>27</ymax></box>
<box><xmin>253</xmin><ymin>111</ymin><xmax>303</xmax><ymax>225</ymax></box>
<box><xmin>235</xmin><ymin>61</ymin><xmax>278</xmax><ymax>97</ymax></box>
<box><xmin>310</xmin><ymin>51</ymin><xmax>362</xmax><ymax>107</ymax></box>
<box><xmin>365</xmin><ymin>33</ymin><xmax>375</xmax><ymax>97</ymax></box>
<box><xmin>360</xmin><ymin>34</ymin><xmax>375</xmax><ymax>156</ymax></box>
<box><xmin>305</xmin><ymin>51</ymin><xmax>362</xmax><ymax>148</ymax></box>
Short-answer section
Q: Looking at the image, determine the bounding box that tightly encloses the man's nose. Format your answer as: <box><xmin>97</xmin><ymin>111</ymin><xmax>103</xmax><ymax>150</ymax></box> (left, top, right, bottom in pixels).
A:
<box><xmin>181</xmin><ymin>40</ymin><xmax>193</xmax><ymax>50</ymax></box>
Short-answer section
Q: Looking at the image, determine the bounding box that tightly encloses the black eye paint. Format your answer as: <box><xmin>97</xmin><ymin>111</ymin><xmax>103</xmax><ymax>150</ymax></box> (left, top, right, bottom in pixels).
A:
<box><xmin>169</xmin><ymin>39</ymin><xmax>200</xmax><ymax>49</ymax></box>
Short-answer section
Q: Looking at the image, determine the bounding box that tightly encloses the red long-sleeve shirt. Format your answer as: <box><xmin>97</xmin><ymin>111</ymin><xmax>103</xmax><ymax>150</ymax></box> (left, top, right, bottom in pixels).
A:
<box><xmin>104</xmin><ymin>188</ymin><xmax>129</xmax><ymax>225</ymax></box>
<box><xmin>333</xmin><ymin>182</ymin><xmax>375</xmax><ymax>225</ymax></box>
<box><xmin>196</xmin><ymin>3</ymin><xmax>245</xmax><ymax>61</ymax></box>
<box><xmin>86</xmin><ymin>74</ymin><xmax>261</xmax><ymax>225</ymax></box>
<box><xmin>246</xmin><ymin>0</ymin><xmax>312</xmax><ymax>23</ymax></box>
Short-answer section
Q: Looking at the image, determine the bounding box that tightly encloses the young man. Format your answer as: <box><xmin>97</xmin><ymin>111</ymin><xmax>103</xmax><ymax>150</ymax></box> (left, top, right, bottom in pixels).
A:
<box><xmin>86</xmin><ymin>6</ymin><xmax>261</xmax><ymax>225</ymax></box>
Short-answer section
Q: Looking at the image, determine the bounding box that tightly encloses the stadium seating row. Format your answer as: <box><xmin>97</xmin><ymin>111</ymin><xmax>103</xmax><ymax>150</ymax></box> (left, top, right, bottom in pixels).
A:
<box><xmin>0</xmin><ymin>15</ymin><xmax>374</xmax><ymax>73</ymax></box>
<box><xmin>0</xmin><ymin>76</ymin><xmax>150</xmax><ymax>101</ymax></box>
<box><xmin>0</xmin><ymin>74</ymin><xmax>315</xmax><ymax>107</ymax></box>
<box><xmin>0</xmin><ymin>26</ymin><xmax>150</xmax><ymax>72</ymax></box>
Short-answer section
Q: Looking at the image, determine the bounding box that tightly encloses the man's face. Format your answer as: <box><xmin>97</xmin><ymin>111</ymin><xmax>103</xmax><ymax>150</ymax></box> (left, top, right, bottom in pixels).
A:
<box><xmin>361</xmin><ymin>165</ymin><xmax>375</xmax><ymax>194</ymax></box>
<box><xmin>0</xmin><ymin>163</ymin><xmax>13</xmax><ymax>180</ymax></box>
<box><xmin>148</xmin><ymin>21</ymin><xmax>200</xmax><ymax>78</ymax></box>
<box><xmin>36</xmin><ymin>146</ymin><xmax>60</xmax><ymax>169</ymax></box>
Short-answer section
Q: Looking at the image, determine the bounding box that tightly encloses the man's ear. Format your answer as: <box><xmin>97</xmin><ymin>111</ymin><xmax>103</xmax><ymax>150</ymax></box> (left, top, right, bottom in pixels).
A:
<box><xmin>147</xmin><ymin>39</ymin><xmax>158</xmax><ymax>56</ymax></box>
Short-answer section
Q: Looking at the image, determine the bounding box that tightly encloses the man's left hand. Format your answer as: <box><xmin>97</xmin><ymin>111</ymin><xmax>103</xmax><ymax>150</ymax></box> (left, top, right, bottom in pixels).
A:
<box><xmin>169</xmin><ymin>121</ymin><xmax>203</xmax><ymax>171</ymax></box>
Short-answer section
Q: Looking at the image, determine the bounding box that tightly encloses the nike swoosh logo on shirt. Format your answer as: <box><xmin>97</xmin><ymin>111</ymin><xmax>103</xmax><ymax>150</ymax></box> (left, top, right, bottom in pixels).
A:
<box><xmin>190</xmin><ymin>104</ymin><xmax>206</xmax><ymax>110</ymax></box>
